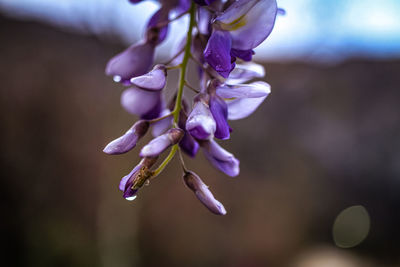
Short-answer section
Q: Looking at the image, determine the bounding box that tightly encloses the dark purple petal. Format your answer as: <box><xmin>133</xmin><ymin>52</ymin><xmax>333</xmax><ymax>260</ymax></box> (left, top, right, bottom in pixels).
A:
<box><xmin>140</xmin><ymin>128</ymin><xmax>184</xmax><ymax>157</ymax></box>
<box><xmin>129</xmin><ymin>64</ymin><xmax>167</xmax><ymax>91</ymax></box>
<box><xmin>227</xmin><ymin>96</ymin><xmax>268</xmax><ymax>120</ymax></box>
<box><xmin>183</xmin><ymin>171</ymin><xmax>226</xmax><ymax>215</ymax></box>
<box><xmin>121</xmin><ymin>87</ymin><xmax>161</xmax><ymax>118</ymax></box>
<box><xmin>216</xmin><ymin>81</ymin><xmax>271</xmax><ymax>99</ymax></box>
<box><xmin>202</xmin><ymin>139</ymin><xmax>240</xmax><ymax>177</ymax></box>
<box><xmin>106</xmin><ymin>42</ymin><xmax>155</xmax><ymax>82</ymax></box>
<box><xmin>226</xmin><ymin>62</ymin><xmax>265</xmax><ymax>85</ymax></box>
<box><xmin>103</xmin><ymin>120</ymin><xmax>149</xmax><ymax>155</ymax></box>
<box><xmin>193</xmin><ymin>0</ymin><xmax>216</xmax><ymax>6</ymax></box>
<box><xmin>215</xmin><ymin>0</ymin><xmax>278</xmax><ymax>50</ymax></box>
<box><xmin>179</xmin><ymin>132</ymin><xmax>200</xmax><ymax>157</ymax></box>
<box><xmin>204</xmin><ymin>30</ymin><xmax>233</xmax><ymax>78</ymax></box>
<box><xmin>129</xmin><ymin>0</ymin><xmax>144</xmax><ymax>3</ymax></box>
<box><xmin>230</xmin><ymin>48</ymin><xmax>254</xmax><ymax>61</ymax></box>
<box><xmin>209</xmin><ymin>94</ymin><xmax>230</xmax><ymax>140</ymax></box>
<box><xmin>146</xmin><ymin>8</ymin><xmax>169</xmax><ymax>45</ymax></box>
<box><xmin>186</xmin><ymin>96</ymin><xmax>216</xmax><ymax>140</ymax></box>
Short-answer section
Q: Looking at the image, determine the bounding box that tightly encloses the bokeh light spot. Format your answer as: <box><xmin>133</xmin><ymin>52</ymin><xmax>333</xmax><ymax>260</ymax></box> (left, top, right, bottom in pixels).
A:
<box><xmin>332</xmin><ymin>205</ymin><xmax>370</xmax><ymax>248</ymax></box>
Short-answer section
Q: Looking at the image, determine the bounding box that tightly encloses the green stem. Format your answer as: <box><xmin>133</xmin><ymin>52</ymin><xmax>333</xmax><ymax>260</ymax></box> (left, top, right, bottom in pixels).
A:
<box><xmin>152</xmin><ymin>2</ymin><xmax>196</xmax><ymax>177</ymax></box>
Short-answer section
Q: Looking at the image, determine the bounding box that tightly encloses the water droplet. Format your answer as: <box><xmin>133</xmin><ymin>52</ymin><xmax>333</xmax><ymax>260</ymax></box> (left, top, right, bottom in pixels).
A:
<box><xmin>144</xmin><ymin>180</ymin><xmax>150</xmax><ymax>186</ymax></box>
<box><xmin>125</xmin><ymin>195</ymin><xmax>137</xmax><ymax>201</ymax></box>
<box><xmin>113</xmin><ymin>75</ymin><xmax>122</xmax><ymax>83</ymax></box>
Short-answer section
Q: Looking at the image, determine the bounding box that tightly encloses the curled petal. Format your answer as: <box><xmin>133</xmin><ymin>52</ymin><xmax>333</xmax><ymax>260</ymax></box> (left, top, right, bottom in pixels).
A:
<box><xmin>179</xmin><ymin>132</ymin><xmax>200</xmax><ymax>157</ymax></box>
<box><xmin>140</xmin><ymin>128</ymin><xmax>184</xmax><ymax>157</ymax></box>
<box><xmin>226</xmin><ymin>62</ymin><xmax>265</xmax><ymax>85</ymax></box>
<box><xmin>186</xmin><ymin>96</ymin><xmax>216</xmax><ymax>140</ymax></box>
<box><xmin>121</xmin><ymin>87</ymin><xmax>161</xmax><ymax>118</ymax></box>
<box><xmin>146</xmin><ymin>8</ymin><xmax>169</xmax><ymax>45</ymax></box>
<box><xmin>209</xmin><ymin>94</ymin><xmax>230</xmax><ymax>140</ymax></box>
<box><xmin>204</xmin><ymin>30</ymin><xmax>233</xmax><ymax>78</ymax></box>
<box><xmin>202</xmin><ymin>139</ymin><xmax>239</xmax><ymax>177</ymax></box>
<box><xmin>217</xmin><ymin>81</ymin><xmax>271</xmax><ymax>99</ymax></box>
<box><xmin>106</xmin><ymin>42</ymin><xmax>155</xmax><ymax>83</ymax></box>
<box><xmin>215</xmin><ymin>0</ymin><xmax>278</xmax><ymax>50</ymax></box>
<box><xmin>183</xmin><ymin>171</ymin><xmax>226</xmax><ymax>215</ymax></box>
<box><xmin>227</xmin><ymin>96</ymin><xmax>267</xmax><ymax>120</ymax></box>
<box><xmin>103</xmin><ymin>120</ymin><xmax>149</xmax><ymax>155</ymax></box>
<box><xmin>130</xmin><ymin>64</ymin><xmax>167</xmax><ymax>91</ymax></box>
<box><xmin>230</xmin><ymin>48</ymin><xmax>254</xmax><ymax>61</ymax></box>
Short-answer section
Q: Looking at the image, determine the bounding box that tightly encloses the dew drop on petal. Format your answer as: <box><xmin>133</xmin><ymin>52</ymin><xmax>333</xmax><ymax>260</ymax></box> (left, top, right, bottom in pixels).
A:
<box><xmin>113</xmin><ymin>75</ymin><xmax>122</xmax><ymax>83</ymax></box>
<box><xmin>125</xmin><ymin>195</ymin><xmax>137</xmax><ymax>201</ymax></box>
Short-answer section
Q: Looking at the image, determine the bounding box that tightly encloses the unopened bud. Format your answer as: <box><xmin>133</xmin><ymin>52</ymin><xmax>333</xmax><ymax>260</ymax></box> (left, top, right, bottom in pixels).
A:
<box><xmin>140</xmin><ymin>128</ymin><xmax>184</xmax><ymax>157</ymax></box>
<box><xmin>129</xmin><ymin>64</ymin><xmax>167</xmax><ymax>91</ymax></box>
<box><xmin>183</xmin><ymin>171</ymin><xmax>227</xmax><ymax>215</ymax></box>
<box><xmin>103</xmin><ymin>120</ymin><xmax>149</xmax><ymax>155</ymax></box>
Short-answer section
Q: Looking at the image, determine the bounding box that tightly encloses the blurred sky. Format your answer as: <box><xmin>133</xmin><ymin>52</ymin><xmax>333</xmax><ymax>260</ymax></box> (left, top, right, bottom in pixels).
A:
<box><xmin>1</xmin><ymin>0</ymin><xmax>400</xmax><ymax>62</ymax></box>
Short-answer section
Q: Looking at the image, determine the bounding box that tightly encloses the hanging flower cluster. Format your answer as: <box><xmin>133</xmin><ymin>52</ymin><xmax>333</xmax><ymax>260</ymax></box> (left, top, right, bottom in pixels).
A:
<box><xmin>104</xmin><ymin>0</ymin><xmax>280</xmax><ymax>215</ymax></box>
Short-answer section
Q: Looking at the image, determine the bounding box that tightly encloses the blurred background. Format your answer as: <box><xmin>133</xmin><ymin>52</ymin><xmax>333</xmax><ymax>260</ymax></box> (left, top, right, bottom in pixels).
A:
<box><xmin>1</xmin><ymin>0</ymin><xmax>400</xmax><ymax>266</ymax></box>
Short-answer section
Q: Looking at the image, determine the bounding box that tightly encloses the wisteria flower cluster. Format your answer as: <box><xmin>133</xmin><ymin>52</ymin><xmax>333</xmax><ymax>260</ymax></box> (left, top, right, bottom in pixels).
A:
<box><xmin>104</xmin><ymin>0</ymin><xmax>280</xmax><ymax>215</ymax></box>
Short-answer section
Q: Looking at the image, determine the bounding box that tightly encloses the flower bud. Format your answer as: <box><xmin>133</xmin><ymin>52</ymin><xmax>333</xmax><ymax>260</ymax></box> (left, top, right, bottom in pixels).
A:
<box><xmin>129</xmin><ymin>64</ymin><xmax>167</xmax><ymax>91</ymax></box>
<box><xmin>186</xmin><ymin>94</ymin><xmax>216</xmax><ymax>140</ymax></box>
<box><xmin>119</xmin><ymin>157</ymin><xmax>158</xmax><ymax>200</ymax></box>
<box><xmin>140</xmin><ymin>128</ymin><xmax>184</xmax><ymax>157</ymax></box>
<box><xmin>183</xmin><ymin>171</ymin><xmax>227</xmax><ymax>215</ymax></box>
<box><xmin>103</xmin><ymin>120</ymin><xmax>149</xmax><ymax>155</ymax></box>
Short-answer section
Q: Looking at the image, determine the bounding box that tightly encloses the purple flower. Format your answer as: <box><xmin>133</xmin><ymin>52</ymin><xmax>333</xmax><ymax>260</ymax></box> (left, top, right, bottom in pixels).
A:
<box><xmin>103</xmin><ymin>120</ymin><xmax>149</xmax><ymax>155</ymax></box>
<box><xmin>201</xmin><ymin>139</ymin><xmax>239</xmax><ymax>177</ymax></box>
<box><xmin>193</xmin><ymin>0</ymin><xmax>216</xmax><ymax>6</ymax></box>
<box><xmin>106</xmin><ymin>42</ymin><xmax>155</xmax><ymax>84</ymax></box>
<box><xmin>186</xmin><ymin>94</ymin><xmax>216</xmax><ymax>140</ymax></box>
<box><xmin>230</xmin><ymin>48</ymin><xmax>255</xmax><ymax>62</ymax></box>
<box><xmin>151</xmin><ymin>108</ymin><xmax>173</xmax><ymax>137</ymax></box>
<box><xmin>146</xmin><ymin>7</ymin><xmax>170</xmax><ymax>45</ymax></box>
<box><xmin>129</xmin><ymin>64</ymin><xmax>167</xmax><ymax>90</ymax></box>
<box><xmin>119</xmin><ymin>157</ymin><xmax>158</xmax><ymax>200</ymax></box>
<box><xmin>183</xmin><ymin>171</ymin><xmax>226</xmax><ymax>215</ymax></box>
<box><xmin>214</xmin><ymin>0</ymin><xmax>278</xmax><ymax>50</ymax></box>
<box><xmin>121</xmin><ymin>87</ymin><xmax>162</xmax><ymax>119</ymax></box>
<box><xmin>203</xmin><ymin>30</ymin><xmax>234</xmax><ymax>78</ymax></box>
<box><xmin>140</xmin><ymin>128</ymin><xmax>184</xmax><ymax>157</ymax></box>
<box><xmin>178</xmin><ymin>109</ymin><xmax>199</xmax><ymax>157</ymax></box>
<box><xmin>209</xmin><ymin>92</ymin><xmax>231</xmax><ymax>140</ymax></box>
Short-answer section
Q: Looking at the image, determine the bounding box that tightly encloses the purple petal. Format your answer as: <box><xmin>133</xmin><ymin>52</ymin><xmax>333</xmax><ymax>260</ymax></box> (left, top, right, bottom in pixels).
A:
<box><xmin>179</xmin><ymin>132</ymin><xmax>200</xmax><ymax>157</ymax></box>
<box><xmin>103</xmin><ymin>120</ymin><xmax>149</xmax><ymax>155</ymax></box>
<box><xmin>230</xmin><ymin>49</ymin><xmax>254</xmax><ymax>61</ymax></box>
<box><xmin>146</xmin><ymin>8</ymin><xmax>169</xmax><ymax>44</ymax></box>
<box><xmin>129</xmin><ymin>64</ymin><xmax>167</xmax><ymax>91</ymax></box>
<box><xmin>140</xmin><ymin>128</ymin><xmax>184</xmax><ymax>157</ymax></box>
<box><xmin>202</xmin><ymin>139</ymin><xmax>240</xmax><ymax>177</ymax></box>
<box><xmin>204</xmin><ymin>30</ymin><xmax>233</xmax><ymax>78</ymax></box>
<box><xmin>215</xmin><ymin>0</ymin><xmax>278</xmax><ymax>50</ymax></box>
<box><xmin>119</xmin><ymin>164</ymin><xmax>142</xmax><ymax>200</ymax></box>
<box><xmin>216</xmin><ymin>81</ymin><xmax>271</xmax><ymax>99</ymax></box>
<box><xmin>209</xmin><ymin>94</ymin><xmax>230</xmax><ymax>140</ymax></box>
<box><xmin>227</xmin><ymin>96</ymin><xmax>268</xmax><ymax>120</ymax></box>
<box><xmin>193</xmin><ymin>0</ymin><xmax>216</xmax><ymax>6</ymax></box>
<box><xmin>186</xmin><ymin>97</ymin><xmax>216</xmax><ymax>140</ymax></box>
<box><xmin>106</xmin><ymin>42</ymin><xmax>155</xmax><ymax>82</ymax></box>
<box><xmin>226</xmin><ymin>62</ymin><xmax>265</xmax><ymax>85</ymax></box>
<box><xmin>151</xmin><ymin>109</ymin><xmax>173</xmax><ymax>137</ymax></box>
<box><xmin>183</xmin><ymin>171</ymin><xmax>226</xmax><ymax>215</ymax></box>
<box><xmin>121</xmin><ymin>87</ymin><xmax>161</xmax><ymax>117</ymax></box>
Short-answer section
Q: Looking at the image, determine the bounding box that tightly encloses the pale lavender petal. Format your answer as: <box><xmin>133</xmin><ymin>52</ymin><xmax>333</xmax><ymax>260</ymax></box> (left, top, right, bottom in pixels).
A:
<box><xmin>103</xmin><ymin>120</ymin><xmax>149</xmax><ymax>155</ymax></box>
<box><xmin>226</xmin><ymin>62</ymin><xmax>265</xmax><ymax>85</ymax></box>
<box><xmin>202</xmin><ymin>139</ymin><xmax>240</xmax><ymax>177</ymax></box>
<box><xmin>215</xmin><ymin>0</ymin><xmax>278</xmax><ymax>50</ymax></box>
<box><xmin>227</xmin><ymin>96</ymin><xmax>267</xmax><ymax>120</ymax></box>
<box><xmin>209</xmin><ymin>94</ymin><xmax>230</xmax><ymax>140</ymax></box>
<box><xmin>183</xmin><ymin>171</ymin><xmax>227</xmax><ymax>215</ymax></box>
<box><xmin>140</xmin><ymin>128</ymin><xmax>184</xmax><ymax>157</ymax></box>
<box><xmin>121</xmin><ymin>87</ymin><xmax>161</xmax><ymax>117</ymax></box>
<box><xmin>204</xmin><ymin>30</ymin><xmax>233</xmax><ymax>78</ymax></box>
<box><xmin>151</xmin><ymin>109</ymin><xmax>173</xmax><ymax>137</ymax></box>
<box><xmin>129</xmin><ymin>64</ymin><xmax>167</xmax><ymax>91</ymax></box>
<box><xmin>106</xmin><ymin>42</ymin><xmax>155</xmax><ymax>82</ymax></box>
<box><xmin>186</xmin><ymin>97</ymin><xmax>216</xmax><ymax>140</ymax></box>
<box><xmin>216</xmin><ymin>81</ymin><xmax>271</xmax><ymax>99</ymax></box>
